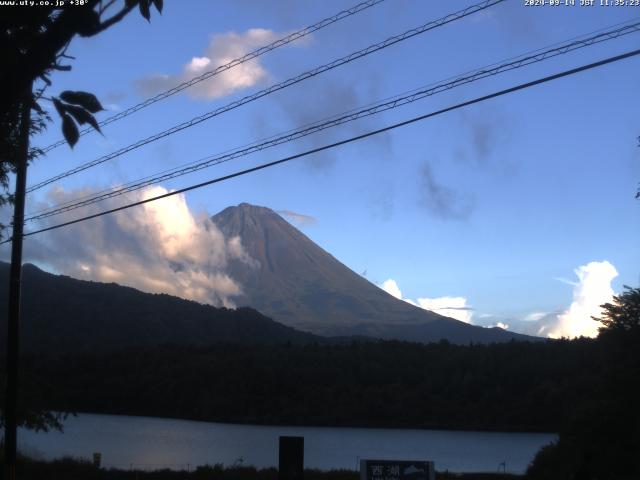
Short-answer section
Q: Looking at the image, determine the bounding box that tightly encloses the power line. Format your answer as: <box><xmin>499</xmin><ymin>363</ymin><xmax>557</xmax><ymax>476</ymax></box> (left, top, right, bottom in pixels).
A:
<box><xmin>26</xmin><ymin>0</ymin><xmax>506</xmax><ymax>194</ymax></box>
<box><xmin>9</xmin><ymin>47</ymin><xmax>639</xmax><ymax>244</ymax></box>
<box><xmin>25</xmin><ymin>19</ymin><xmax>640</xmax><ymax>222</ymax></box>
<box><xmin>28</xmin><ymin>18</ymin><xmax>640</xmax><ymax>218</ymax></box>
<box><xmin>38</xmin><ymin>0</ymin><xmax>388</xmax><ymax>154</ymax></box>
<box><xmin>29</xmin><ymin>17</ymin><xmax>640</xmax><ymax>219</ymax></box>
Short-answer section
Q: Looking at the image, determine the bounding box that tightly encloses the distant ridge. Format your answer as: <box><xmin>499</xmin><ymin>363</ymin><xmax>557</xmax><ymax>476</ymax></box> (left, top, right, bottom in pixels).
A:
<box><xmin>0</xmin><ymin>262</ymin><xmax>319</xmax><ymax>354</ymax></box>
<box><xmin>0</xmin><ymin>205</ymin><xmax>538</xmax><ymax>350</ymax></box>
<box><xmin>212</xmin><ymin>203</ymin><xmax>537</xmax><ymax>344</ymax></box>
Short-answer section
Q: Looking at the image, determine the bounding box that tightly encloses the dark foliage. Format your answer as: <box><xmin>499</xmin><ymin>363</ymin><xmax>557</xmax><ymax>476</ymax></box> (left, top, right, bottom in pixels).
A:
<box><xmin>0</xmin><ymin>0</ymin><xmax>162</xmax><ymax>234</ymax></box>
<box><xmin>53</xmin><ymin>92</ymin><xmax>104</xmax><ymax>147</ymax></box>
<box><xmin>527</xmin><ymin>287</ymin><xmax>640</xmax><ymax>479</ymax></box>
<box><xmin>0</xmin><ymin>455</ymin><xmax>517</xmax><ymax>480</ymax></box>
<box><xmin>0</xmin><ymin>452</ymin><xmax>356</xmax><ymax>480</ymax></box>
<box><xmin>15</xmin><ymin>338</ymin><xmax>599</xmax><ymax>433</ymax></box>
<box><xmin>0</xmin><ymin>263</ymin><xmax>319</xmax><ymax>355</ymax></box>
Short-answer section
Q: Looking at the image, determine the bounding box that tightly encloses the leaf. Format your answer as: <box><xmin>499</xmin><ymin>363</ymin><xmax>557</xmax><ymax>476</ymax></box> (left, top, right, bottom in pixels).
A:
<box><xmin>61</xmin><ymin>114</ymin><xmax>79</xmax><ymax>148</ymax></box>
<box><xmin>52</xmin><ymin>98</ymin><xmax>67</xmax><ymax>117</ymax></box>
<box><xmin>152</xmin><ymin>0</ymin><xmax>163</xmax><ymax>13</ymax></box>
<box><xmin>59</xmin><ymin>91</ymin><xmax>104</xmax><ymax>113</ymax></box>
<box><xmin>65</xmin><ymin>104</ymin><xmax>102</xmax><ymax>134</ymax></box>
<box><xmin>139</xmin><ymin>0</ymin><xmax>151</xmax><ymax>21</ymax></box>
<box><xmin>76</xmin><ymin>9</ymin><xmax>101</xmax><ymax>37</ymax></box>
<box><xmin>125</xmin><ymin>0</ymin><xmax>137</xmax><ymax>7</ymax></box>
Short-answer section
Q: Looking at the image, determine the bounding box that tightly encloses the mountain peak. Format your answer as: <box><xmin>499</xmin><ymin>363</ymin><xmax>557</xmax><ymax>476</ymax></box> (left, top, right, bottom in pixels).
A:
<box><xmin>236</xmin><ymin>202</ymin><xmax>267</xmax><ymax>211</ymax></box>
<box><xmin>213</xmin><ymin>204</ymin><xmax>451</xmax><ymax>332</ymax></box>
<box><xmin>211</xmin><ymin>203</ymin><xmax>536</xmax><ymax>344</ymax></box>
<box><xmin>219</xmin><ymin>203</ymin><xmax>281</xmax><ymax>219</ymax></box>
<box><xmin>212</xmin><ymin>203</ymin><xmax>286</xmax><ymax>241</ymax></box>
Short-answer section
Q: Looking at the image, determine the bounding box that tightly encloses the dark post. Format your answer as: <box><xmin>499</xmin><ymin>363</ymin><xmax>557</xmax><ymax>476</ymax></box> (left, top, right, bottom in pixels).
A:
<box><xmin>279</xmin><ymin>436</ymin><xmax>304</xmax><ymax>480</ymax></box>
<box><xmin>3</xmin><ymin>82</ymin><xmax>32</xmax><ymax>480</ymax></box>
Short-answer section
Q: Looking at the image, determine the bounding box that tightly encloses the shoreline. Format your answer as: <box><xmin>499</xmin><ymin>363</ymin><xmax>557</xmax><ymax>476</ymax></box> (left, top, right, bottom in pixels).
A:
<box><xmin>54</xmin><ymin>411</ymin><xmax>559</xmax><ymax>436</ymax></box>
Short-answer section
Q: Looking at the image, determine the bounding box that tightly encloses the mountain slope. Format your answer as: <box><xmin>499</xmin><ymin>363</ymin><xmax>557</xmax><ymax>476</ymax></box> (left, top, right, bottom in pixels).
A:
<box><xmin>0</xmin><ymin>262</ymin><xmax>319</xmax><ymax>354</ymax></box>
<box><xmin>212</xmin><ymin>203</ymin><xmax>535</xmax><ymax>343</ymax></box>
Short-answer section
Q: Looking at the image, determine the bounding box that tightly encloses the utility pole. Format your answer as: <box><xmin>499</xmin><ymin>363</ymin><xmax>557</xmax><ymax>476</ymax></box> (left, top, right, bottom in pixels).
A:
<box><xmin>4</xmin><ymin>82</ymin><xmax>32</xmax><ymax>480</ymax></box>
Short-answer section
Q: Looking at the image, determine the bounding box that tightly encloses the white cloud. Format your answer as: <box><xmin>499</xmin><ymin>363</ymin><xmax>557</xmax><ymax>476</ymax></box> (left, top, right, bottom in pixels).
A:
<box><xmin>415</xmin><ymin>296</ymin><xmax>473</xmax><ymax>324</ymax></box>
<box><xmin>136</xmin><ymin>28</ymin><xmax>306</xmax><ymax>100</ymax></box>
<box><xmin>380</xmin><ymin>278</ymin><xmax>403</xmax><ymax>300</ymax></box>
<box><xmin>379</xmin><ymin>278</ymin><xmax>473</xmax><ymax>324</ymax></box>
<box><xmin>524</xmin><ymin>312</ymin><xmax>547</xmax><ymax>322</ymax></box>
<box><xmin>541</xmin><ymin>261</ymin><xmax>618</xmax><ymax>339</ymax></box>
<box><xmin>452</xmin><ymin>261</ymin><xmax>619</xmax><ymax>337</ymax></box>
<box><xmin>277</xmin><ymin>209</ymin><xmax>317</xmax><ymax>227</ymax></box>
<box><xmin>552</xmin><ymin>277</ymin><xmax>578</xmax><ymax>287</ymax></box>
<box><xmin>15</xmin><ymin>186</ymin><xmax>256</xmax><ymax>308</ymax></box>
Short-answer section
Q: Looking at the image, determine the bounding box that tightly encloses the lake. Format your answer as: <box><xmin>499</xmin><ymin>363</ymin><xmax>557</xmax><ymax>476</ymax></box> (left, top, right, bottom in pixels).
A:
<box><xmin>18</xmin><ymin>413</ymin><xmax>556</xmax><ymax>474</ymax></box>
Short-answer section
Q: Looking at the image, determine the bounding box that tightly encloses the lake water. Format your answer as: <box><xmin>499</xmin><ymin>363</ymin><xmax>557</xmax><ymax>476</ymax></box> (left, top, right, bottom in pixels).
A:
<box><xmin>18</xmin><ymin>413</ymin><xmax>556</xmax><ymax>474</ymax></box>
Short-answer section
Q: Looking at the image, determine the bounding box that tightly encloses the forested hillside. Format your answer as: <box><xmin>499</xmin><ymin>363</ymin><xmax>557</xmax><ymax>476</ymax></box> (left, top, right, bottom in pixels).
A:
<box><xmin>19</xmin><ymin>338</ymin><xmax>598</xmax><ymax>433</ymax></box>
<box><xmin>0</xmin><ymin>263</ymin><xmax>319</xmax><ymax>353</ymax></box>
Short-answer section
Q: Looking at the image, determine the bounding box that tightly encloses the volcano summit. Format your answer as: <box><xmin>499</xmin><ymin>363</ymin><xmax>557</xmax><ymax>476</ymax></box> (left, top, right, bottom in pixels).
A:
<box><xmin>212</xmin><ymin>203</ymin><xmax>532</xmax><ymax>344</ymax></box>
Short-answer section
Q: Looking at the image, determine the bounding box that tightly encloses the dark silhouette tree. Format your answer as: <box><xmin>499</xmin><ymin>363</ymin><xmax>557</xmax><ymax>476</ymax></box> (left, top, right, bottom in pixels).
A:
<box><xmin>1</xmin><ymin>3</ymin><xmax>164</xmax><ymax>477</ymax></box>
<box><xmin>528</xmin><ymin>286</ymin><xmax>640</xmax><ymax>480</ymax></box>
<box><xmin>0</xmin><ymin>0</ymin><xmax>163</xmax><ymax>233</ymax></box>
<box><xmin>597</xmin><ymin>286</ymin><xmax>640</xmax><ymax>334</ymax></box>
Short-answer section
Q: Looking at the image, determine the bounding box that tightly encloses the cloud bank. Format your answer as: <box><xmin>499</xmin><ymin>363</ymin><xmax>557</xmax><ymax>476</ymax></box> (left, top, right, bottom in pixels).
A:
<box><xmin>381</xmin><ymin>260</ymin><xmax>619</xmax><ymax>337</ymax></box>
<box><xmin>16</xmin><ymin>186</ymin><xmax>256</xmax><ymax>307</ymax></box>
<box><xmin>541</xmin><ymin>261</ymin><xmax>618</xmax><ymax>339</ymax></box>
<box><xmin>474</xmin><ymin>261</ymin><xmax>619</xmax><ymax>338</ymax></box>
<box><xmin>380</xmin><ymin>278</ymin><xmax>473</xmax><ymax>324</ymax></box>
<box><xmin>136</xmin><ymin>28</ymin><xmax>303</xmax><ymax>100</ymax></box>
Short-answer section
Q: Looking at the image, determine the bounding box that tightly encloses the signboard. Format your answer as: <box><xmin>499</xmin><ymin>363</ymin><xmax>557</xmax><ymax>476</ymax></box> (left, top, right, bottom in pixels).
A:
<box><xmin>360</xmin><ymin>460</ymin><xmax>435</xmax><ymax>480</ymax></box>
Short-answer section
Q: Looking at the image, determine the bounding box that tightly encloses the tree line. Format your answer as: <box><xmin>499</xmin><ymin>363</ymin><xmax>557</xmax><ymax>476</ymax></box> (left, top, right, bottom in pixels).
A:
<box><xmin>15</xmin><ymin>338</ymin><xmax>598</xmax><ymax>433</ymax></box>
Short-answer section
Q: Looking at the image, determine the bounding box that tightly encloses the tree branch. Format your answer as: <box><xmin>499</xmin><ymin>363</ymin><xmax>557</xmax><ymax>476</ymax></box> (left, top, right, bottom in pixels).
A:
<box><xmin>99</xmin><ymin>0</ymin><xmax>118</xmax><ymax>16</ymax></box>
<box><xmin>2</xmin><ymin>1</ymin><xmax>137</xmax><ymax>109</ymax></box>
<box><xmin>88</xmin><ymin>3</ymin><xmax>136</xmax><ymax>36</ymax></box>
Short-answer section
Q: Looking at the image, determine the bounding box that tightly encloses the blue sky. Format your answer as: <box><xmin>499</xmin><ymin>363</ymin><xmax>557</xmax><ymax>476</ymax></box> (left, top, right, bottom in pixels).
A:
<box><xmin>13</xmin><ymin>0</ymin><xmax>640</xmax><ymax>336</ymax></box>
